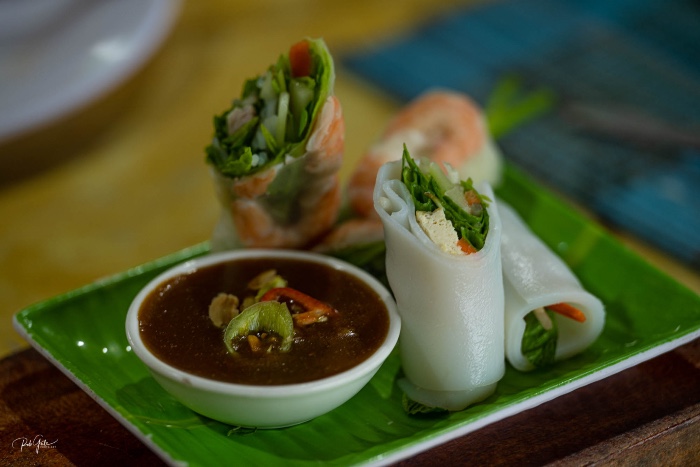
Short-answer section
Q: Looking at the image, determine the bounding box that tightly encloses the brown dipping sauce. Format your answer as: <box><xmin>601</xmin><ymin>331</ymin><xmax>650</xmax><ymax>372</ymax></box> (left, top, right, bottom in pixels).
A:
<box><xmin>138</xmin><ymin>257</ymin><xmax>390</xmax><ymax>385</ymax></box>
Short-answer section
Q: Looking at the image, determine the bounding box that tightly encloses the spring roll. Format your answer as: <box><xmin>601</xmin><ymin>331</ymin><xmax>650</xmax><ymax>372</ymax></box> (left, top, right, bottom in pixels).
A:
<box><xmin>499</xmin><ymin>201</ymin><xmax>605</xmax><ymax>372</ymax></box>
<box><xmin>206</xmin><ymin>38</ymin><xmax>344</xmax><ymax>250</ymax></box>
<box><xmin>373</xmin><ymin>147</ymin><xmax>504</xmax><ymax>411</ymax></box>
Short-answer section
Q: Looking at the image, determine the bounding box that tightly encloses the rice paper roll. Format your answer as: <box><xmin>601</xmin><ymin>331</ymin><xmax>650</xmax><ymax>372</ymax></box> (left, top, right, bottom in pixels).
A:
<box><xmin>373</xmin><ymin>158</ymin><xmax>504</xmax><ymax>411</ymax></box>
<box><xmin>499</xmin><ymin>201</ymin><xmax>605</xmax><ymax>372</ymax></box>
<box><xmin>206</xmin><ymin>38</ymin><xmax>344</xmax><ymax>250</ymax></box>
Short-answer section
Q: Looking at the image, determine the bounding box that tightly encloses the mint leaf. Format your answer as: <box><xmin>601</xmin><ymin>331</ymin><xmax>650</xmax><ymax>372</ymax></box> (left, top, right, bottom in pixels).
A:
<box><xmin>521</xmin><ymin>308</ymin><xmax>558</xmax><ymax>368</ymax></box>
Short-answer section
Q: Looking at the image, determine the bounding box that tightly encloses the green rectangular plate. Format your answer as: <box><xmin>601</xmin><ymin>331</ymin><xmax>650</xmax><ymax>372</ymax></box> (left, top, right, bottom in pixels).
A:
<box><xmin>13</xmin><ymin>164</ymin><xmax>700</xmax><ymax>466</ymax></box>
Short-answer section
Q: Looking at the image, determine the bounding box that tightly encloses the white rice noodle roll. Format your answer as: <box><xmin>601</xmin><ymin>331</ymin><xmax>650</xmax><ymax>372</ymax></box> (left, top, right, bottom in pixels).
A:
<box><xmin>499</xmin><ymin>201</ymin><xmax>605</xmax><ymax>372</ymax></box>
<box><xmin>373</xmin><ymin>160</ymin><xmax>505</xmax><ymax>411</ymax></box>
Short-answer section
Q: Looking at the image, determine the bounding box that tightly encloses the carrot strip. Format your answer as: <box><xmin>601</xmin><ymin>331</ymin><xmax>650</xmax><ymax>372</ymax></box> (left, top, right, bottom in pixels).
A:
<box><xmin>289</xmin><ymin>40</ymin><xmax>312</xmax><ymax>77</ymax></box>
<box><xmin>546</xmin><ymin>302</ymin><xmax>587</xmax><ymax>323</ymax></box>
<box><xmin>457</xmin><ymin>238</ymin><xmax>477</xmax><ymax>255</ymax></box>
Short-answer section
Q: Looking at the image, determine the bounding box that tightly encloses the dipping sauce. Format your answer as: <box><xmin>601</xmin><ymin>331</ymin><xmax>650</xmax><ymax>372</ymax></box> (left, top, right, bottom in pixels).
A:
<box><xmin>138</xmin><ymin>257</ymin><xmax>390</xmax><ymax>385</ymax></box>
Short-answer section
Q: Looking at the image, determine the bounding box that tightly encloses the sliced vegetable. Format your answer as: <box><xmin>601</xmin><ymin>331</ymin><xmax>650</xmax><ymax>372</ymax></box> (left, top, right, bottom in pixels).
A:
<box><xmin>521</xmin><ymin>307</ymin><xmax>558</xmax><ymax>368</ymax></box>
<box><xmin>521</xmin><ymin>303</ymin><xmax>586</xmax><ymax>368</ymax></box>
<box><xmin>532</xmin><ymin>306</ymin><xmax>553</xmax><ymax>330</ymax></box>
<box><xmin>248</xmin><ymin>269</ymin><xmax>281</xmax><ymax>289</ymax></box>
<box><xmin>456</xmin><ymin>238</ymin><xmax>477</xmax><ymax>255</ymax></box>
<box><xmin>289</xmin><ymin>77</ymin><xmax>315</xmax><ymax>137</ymax></box>
<box><xmin>223</xmin><ymin>301</ymin><xmax>294</xmax><ymax>354</ymax></box>
<box><xmin>289</xmin><ymin>40</ymin><xmax>312</xmax><ymax>77</ymax></box>
<box><xmin>546</xmin><ymin>302</ymin><xmax>587</xmax><ymax>323</ymax></box>
<box><xmin>247</xmin><ymin>269</ymin><xmax>288</xmax><ymax>301</ymax></box>
<box><xmin>260</xmin><ymin>287</ymin><xmax>337</xmax><ymax>326</ymax></box>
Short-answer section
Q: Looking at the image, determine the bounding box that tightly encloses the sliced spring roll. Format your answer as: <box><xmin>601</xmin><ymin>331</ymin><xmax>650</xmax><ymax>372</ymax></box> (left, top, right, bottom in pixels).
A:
<box><xmin>206</xmin><ymin>38</ymin><xmax>344</xmax><ymax>250</ymax></box>
<box><xmin>373</xmin><ymin>147</ymin><xmax>504</xmax><ymax>411</ymax></box>
<box><xmin>499</xmin><ymin>201</ymin><xmax>605</xmax><ymax>372</ymax></box>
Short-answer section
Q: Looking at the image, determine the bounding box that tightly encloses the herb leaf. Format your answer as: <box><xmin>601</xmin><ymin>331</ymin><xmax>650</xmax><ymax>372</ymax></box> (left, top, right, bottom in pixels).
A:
<box><xmin>400</xmin><ymin>146</ymin><xmax>490</xmax><ymax>251</ymax></box>
<box><xmin>521</xmin><ymin>308</ymin><xmax>558</xmax><ymax>368</ymax></box>
<box><xmin>205</xmin><ymin>39</ymin><xmax>334</xmax><ymax>178</ymax></box>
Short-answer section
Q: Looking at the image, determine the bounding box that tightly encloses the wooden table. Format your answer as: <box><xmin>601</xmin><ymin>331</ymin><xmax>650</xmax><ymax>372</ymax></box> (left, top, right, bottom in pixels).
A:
<box><xmin>1</xmin><ymin>1</ymin><xmax>699</xmax><ymax>465</ymax></box>
<box><xmin>2</xmin><ymin>340</ymin><xmax>698</xmax><ymax>466</ymax></box>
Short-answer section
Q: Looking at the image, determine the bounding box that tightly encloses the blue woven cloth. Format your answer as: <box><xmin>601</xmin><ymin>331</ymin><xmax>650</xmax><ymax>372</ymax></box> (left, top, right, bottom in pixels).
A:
<box><xmin>343</xmin><ymin>0</ymin><xmax>700</xmax><ymax>267</ymax></box>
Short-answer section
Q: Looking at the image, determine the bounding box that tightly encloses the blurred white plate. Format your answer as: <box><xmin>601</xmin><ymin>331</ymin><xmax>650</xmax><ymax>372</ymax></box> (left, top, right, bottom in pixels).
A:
<box><xmin>0</xmin><ymin>0</ymin><xmax>181</xmax><ymax>142</ymax></box>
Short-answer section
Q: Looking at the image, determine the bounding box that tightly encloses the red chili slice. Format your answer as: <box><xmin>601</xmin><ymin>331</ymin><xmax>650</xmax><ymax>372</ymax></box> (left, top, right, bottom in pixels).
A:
<box><xmin>260</xmin><ymin>287</ymin><xmax>337</xmax><ymax>326</ymax></box>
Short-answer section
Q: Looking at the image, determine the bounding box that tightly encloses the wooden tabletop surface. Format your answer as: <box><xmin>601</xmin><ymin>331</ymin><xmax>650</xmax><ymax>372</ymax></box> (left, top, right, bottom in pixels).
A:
<box><xmin>1</xmin><ymin>1</ymin><xmax>699</xmax><ymax>465</ymax></box>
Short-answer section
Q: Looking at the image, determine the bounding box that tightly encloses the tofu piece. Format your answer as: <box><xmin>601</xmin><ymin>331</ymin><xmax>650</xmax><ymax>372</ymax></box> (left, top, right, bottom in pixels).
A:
<box><xmin>416</xmin><ymin>208</ymin><xmax>464</xmax><ymax>255</ymax></box>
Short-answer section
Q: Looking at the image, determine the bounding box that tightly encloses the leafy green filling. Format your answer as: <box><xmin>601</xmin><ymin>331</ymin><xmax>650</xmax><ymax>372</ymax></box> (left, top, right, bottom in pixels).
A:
<box><xmin>400</xmin><ymin>146</ymin><xmax>490</xmax><ymax>251</ymax></box>
<box><xmin>205</xmin><ymin>39</ymin><xmax>333</xmax><ymax>179</ymax></box>
<box><xmin>521</xmin><ymin>308</ymin><xmax>558</xmax><ymax>368</ymax></box>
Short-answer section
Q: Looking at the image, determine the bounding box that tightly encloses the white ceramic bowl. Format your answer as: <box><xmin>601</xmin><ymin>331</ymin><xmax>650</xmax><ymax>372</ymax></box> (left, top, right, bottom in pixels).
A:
<box><xmin>126</xmin><ymin>249</ymin><xmax>400</xmax><ymax>428</ymax></box>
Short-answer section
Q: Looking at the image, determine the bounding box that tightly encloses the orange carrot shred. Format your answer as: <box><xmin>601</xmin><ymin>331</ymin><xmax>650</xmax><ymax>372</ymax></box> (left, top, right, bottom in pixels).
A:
<box><xmin>457</xmin><ymin>238</ymin><xmax>477</xmax><ymax>255</ymax></box>
<box><xmin>546</xmin><ymin>302</ymin><xmax>587</xmax><ymax>323</ymax></box>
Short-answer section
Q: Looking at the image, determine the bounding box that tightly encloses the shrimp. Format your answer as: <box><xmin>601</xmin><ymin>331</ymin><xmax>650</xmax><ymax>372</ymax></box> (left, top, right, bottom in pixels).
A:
<box><xmin>212</xmin><ymin>95</ymin><xmax>345</xmax><ymax>250</ymax></box>
<box><xmin>305</xmin><ymin>95</ymin><xmax>345</xmax><ymax>175</ymax></box>
<box><xmin>347</xmin><ymin>90</ymin><xmax>503</xmax><ymax>218</ymax></box>
<box><xmin>231</xmin><ymin>178</ymin><xmax>341</xmax><ymax>248</ymax></box>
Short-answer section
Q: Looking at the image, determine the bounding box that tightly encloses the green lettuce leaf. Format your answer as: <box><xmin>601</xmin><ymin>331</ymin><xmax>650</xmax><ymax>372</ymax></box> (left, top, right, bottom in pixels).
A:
<box><xmin>521</xmin><ymin>308</ymin><xmax>558</xmax><ymax>368</ymax></box>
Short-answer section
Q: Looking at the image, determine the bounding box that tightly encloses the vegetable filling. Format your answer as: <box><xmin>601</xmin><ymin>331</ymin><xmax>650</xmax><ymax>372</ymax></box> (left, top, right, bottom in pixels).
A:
<box><xmin>205</xmin><ymin>38</ymin><xmax>333</xmax><ymax>178</ymax></box>
<box><xmin>521</xmin><ymin>302</ymin><xmax>587</xmax><ymax>368</ymax></box>
<box><xmin>400</xmin><ymin>145</ymin><xmax>490</xmax><ymax>254</ymax></box>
